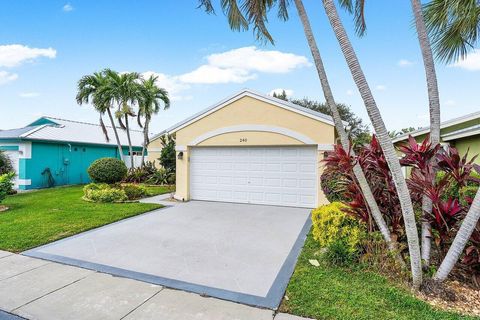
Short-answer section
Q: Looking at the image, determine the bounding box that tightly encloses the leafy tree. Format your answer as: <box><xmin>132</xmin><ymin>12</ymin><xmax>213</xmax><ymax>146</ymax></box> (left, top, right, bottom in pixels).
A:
<box><xmin>138</xmin><ymin>75</ymin><xmax>170</xmax><ymax>167</ymax></box>
<box><xmin>291</xmin><ymin>98</ymin><xmax>371</xmax><ymax>146</ymax></box>
<box><xmin>158</xmin><ymin>134</ymin><xmax>176</xmax><ymax>174</ymax></box>
<box><xmin>272</xmin><ymin>90</ymin><xmax>288</xmax><ymax>100</ymax></box>
<box><xmin>0</xmin><ymin>151</ymin><xmax>13</xmax><ymax>175</ymax></box>
<box><xmin>389</xmin><ymin>127</ymin><xmax>418</xmax><ymax>138</ymax></box>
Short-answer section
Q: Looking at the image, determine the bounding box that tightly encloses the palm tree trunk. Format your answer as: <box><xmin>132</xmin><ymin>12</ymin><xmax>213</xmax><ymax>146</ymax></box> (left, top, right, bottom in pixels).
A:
<box><xmin>411</xmin><ymin>0</ymin><xmax>441</xmax><ymax>268</ymax></box>
<box><xmin>293</xmin><ymin>0</ymin><xmax>397</xmax><ymax>254</ymax></box>
<box><xmin>434</xmin><ymin>190</ymin><xmax>480</xmax><ymax>281</ymax></box>
<box><xmin>106</xmin><ymin>108</ymin><xmax>124</xmax><ymax>161</ymax></box>
<box><xmin>141</xmin><ymin>120</ymin><xmax>149</xmax><ymax>167</ymax></box>
<box><xmin>322</xmin><ymin>0</ymin><xmax>422</xmax><ymax>288</ymax></box>
<box><xmin>125</xmin><ymin>115</ymin><xmax>134</xmax><ymax>169</ymax></box>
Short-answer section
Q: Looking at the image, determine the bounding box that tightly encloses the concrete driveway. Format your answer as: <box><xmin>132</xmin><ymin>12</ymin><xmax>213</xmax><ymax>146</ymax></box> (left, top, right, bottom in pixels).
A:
<box><xmin>24</xmin><ymin>201</ymin><xmax>311</xmax><ymax>309</ymax></box>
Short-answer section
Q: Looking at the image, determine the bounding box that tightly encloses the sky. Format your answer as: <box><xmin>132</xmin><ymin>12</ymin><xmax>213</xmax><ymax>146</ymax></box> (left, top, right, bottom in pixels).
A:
<box><xmin>0</xmin><ymin>0</ymin><xmax>479</xmax><ymax>135</ymax></box>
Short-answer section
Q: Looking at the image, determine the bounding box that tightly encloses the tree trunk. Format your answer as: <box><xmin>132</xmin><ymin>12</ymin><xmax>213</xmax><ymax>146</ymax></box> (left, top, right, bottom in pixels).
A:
<box><xmin>411</xmin><ymin>0</ymin><xmax>441</xmax><ymax>268</ymax></box>
<box><xmin>293</xmin><ymin>0</ymin><xmax>396</xmax><ymax>254</ymax></box>
<box><xmin>125</xmin><ymin>114</ymin><xmax>134</xmax><ymax>169</ymax></box>
<box><xmin>322</xmin><ymin>0</ymin><xmax>422</xmax><ymax>289</ymax></box>
<box><xmin>106</xmin><ymin>108</ymin><xmax>124</xmax><ymax>161</ymax></box>
<box><xmin>141</xmin><ymin>120</ymin><xmax>149</xmax><ymax>167</ymax></box>
<box><xmin>434</xmin><ymin>190</ymin><xmax>480</xmax><ymax>281</ymax></box>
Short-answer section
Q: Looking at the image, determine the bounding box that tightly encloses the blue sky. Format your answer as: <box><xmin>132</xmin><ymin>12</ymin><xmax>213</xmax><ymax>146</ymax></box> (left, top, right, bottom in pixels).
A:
<box><xmin>0</xmin><ymin>0</ymin><xmax>479</xmax><ymax>135</ymax></box>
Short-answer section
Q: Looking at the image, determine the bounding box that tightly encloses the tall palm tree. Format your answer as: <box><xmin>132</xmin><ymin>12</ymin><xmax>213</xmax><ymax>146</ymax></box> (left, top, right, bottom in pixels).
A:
<box><xmin>410</xmin><ymin>0</ymin><xmax>441</xmax><ymax>268</ymax></box>
<box><xmin>320</xmin><ymin>0</ymin><xmax>422</xmax><ymax>288</ymax></box>
<box><xmin>423</xmin><ymin>0</ymin><xmax>480</xmax><ymax>282</ymax></box>
<box><xmin>76</xmin><ymin>72</ymin><xmax>124</xmax><ymax>161</ymax></box>
<box><xmin>138</xmin><ymin>75</ymin><xmax>170</xmax><ymax>166</ymax></box>
<box><xmin>198</xmin><ymin>1</ymin><xmax>399</xmax><ymax>258</ymax></box>
<box><xmin>340</xmin><ymin>0</ymin><xmax>442</xmax><ymax>268</ymax></box>
<box><xmin>103</xmin><ymin>69</ymin><xmax>142</xmax><ymax>169</ymax></box>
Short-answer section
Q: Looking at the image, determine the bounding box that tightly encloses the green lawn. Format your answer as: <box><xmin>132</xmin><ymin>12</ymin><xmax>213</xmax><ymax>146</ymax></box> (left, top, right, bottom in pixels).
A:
<box><xmin>0</xmin><ymin>185</ymin><xmax>164</xmax><ymax>253</ymax></box>
<box><xmin>281</xmin><ymin>233</ymin><xmax>476</xmax><ymax>320</ymax></box>
<box><xmin>144</xmin><ymin>185</ymin><xmax>174</xmax><ymax>196</ymax></box>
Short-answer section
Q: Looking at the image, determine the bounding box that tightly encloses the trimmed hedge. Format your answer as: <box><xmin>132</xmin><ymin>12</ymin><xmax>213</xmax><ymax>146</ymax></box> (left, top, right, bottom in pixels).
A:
<box><xmin>87</xmin><ymin>158</ymin><xmax>127</xmax><ymax>184</ymax></box>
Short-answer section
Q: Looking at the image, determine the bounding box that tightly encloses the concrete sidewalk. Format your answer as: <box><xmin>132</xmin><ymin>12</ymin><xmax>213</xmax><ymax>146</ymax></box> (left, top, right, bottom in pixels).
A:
<box><xmin>0</xmin><ymin>251</ymin><xmax>313</xmax><ymax>320</ymax></box>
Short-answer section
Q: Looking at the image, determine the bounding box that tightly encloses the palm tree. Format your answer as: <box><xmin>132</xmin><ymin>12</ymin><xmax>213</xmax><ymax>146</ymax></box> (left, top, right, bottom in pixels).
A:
<box><xmin>410</xmin><ymin>0</ymin><xmax>441</xmax><ymax>268</ymax></box>
<box><xmin>423</xmin><ymin>0</ymin><xmax>480</xmax><ymax>282</ymax></box>
<box><xmin>76</xmin><ymin>72</ymin><xmax>124</xmax><ymax>161</ymax></box>
<box><xmin>340</xmin><ymin>0</ymin><xmax>442</xmax><ymax>268</ymax></box>
<box><xmin>320</xmin><ymin>0</ymin><xmax>422</xmax><ymax>288</ymax></box>
<box><xmin>103</xmin><ymin>69</ymin><xmax>142</xmax><ymax>169</ymax></box>
<box><xmin>198</xmin><ymin>0</ymin><xmax>399</xmax><ymax>258</ymax></box>
<box><xmin>138</xmin><ymin>75</ymin><xmax>170</xmax><ymax>166</ymax></box>
<box><xmin>423</xmin><ymin>0</ymin><xmax>480</xmax><ymax>63</ymax></box>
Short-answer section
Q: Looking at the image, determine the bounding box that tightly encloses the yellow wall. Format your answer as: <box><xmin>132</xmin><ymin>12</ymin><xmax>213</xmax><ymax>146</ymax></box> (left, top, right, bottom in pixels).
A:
<box><xmin>146</xmin><ymin>138</ymin><xmax>163</xmax><ymax>167</ymax></box>
<box><xmin>152</xmin><ymin>95</ymin><xmax>335</xmax><ymax>206</ymax></box>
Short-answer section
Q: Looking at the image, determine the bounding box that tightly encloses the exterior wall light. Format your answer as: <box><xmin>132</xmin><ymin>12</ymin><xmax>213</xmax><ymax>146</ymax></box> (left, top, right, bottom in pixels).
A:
<box><xmin>177</xmin><ymin>151</ymin><xmax>184</xmax><ymax>160</ymax></box>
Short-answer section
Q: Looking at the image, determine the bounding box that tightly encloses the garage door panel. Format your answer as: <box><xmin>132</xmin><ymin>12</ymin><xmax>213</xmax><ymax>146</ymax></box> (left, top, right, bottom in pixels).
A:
<box><xmin>190</xmin><ymin>146</ymin><xmax>317</xmax><ymax>208</ymax></box>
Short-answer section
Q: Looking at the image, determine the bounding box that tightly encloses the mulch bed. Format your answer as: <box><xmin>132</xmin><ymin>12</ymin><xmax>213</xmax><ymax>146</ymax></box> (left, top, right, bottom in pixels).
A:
<box><xmin>418</xmin><ymin>280</ymin><xmax>480</xmax><ymax>317</ymax></box>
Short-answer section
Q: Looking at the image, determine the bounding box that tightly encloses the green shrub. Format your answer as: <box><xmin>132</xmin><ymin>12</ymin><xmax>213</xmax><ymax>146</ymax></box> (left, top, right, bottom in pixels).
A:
<box><xmin>323</xmin><ymin>240</ymin><xmax>359</xmax><ymax>267</ymax></box>
<box><xmin>158</xmin><ymin>134</ymin><xmax>176</xmax><ymax>173</ymax></box>
<box><xmin>0</xmin><ymin>151</ymin><xmax>13</xmax><ymax>175</ymax></box>
<box><xmin>84</xmin><ymin>186</ymin><xmax>127</xmax><ymax>203</ymax></box>
<box><xmin>147</xmin><ymin>168</ymin><xmax>174</xmax><ymax>185</ymax></box>
<box><xmin>123</xmin><ymin>161</ymin><xmax>157</xmax><ymax>183</ymax></box>
<box><xmin>320</xmin><ymin>170</ymin><xmax>350</xmax><ymax>203</ymax></box>
<box><xmin>121</xmin><ymin>184</ymin><xmax>147</xmax><ymax>200</ymax></box>
<box><xmin>0</xmin><ymin>172</ymin><xmax>15</xmax><ymax>203</ymax></box>
<box><xmin>312</xmin><ymin>202</ymin><xmax>365</xmax><ymax>254</ymax></box>
<box><xmin>460</xmin><ymin>185</ymin><xmax>479</xmax><ymax>206</ymax></box>
<box><xmin>87</xmin><ymin>158</ymin><xmax>127</xmax><ymax>184</ymax></box>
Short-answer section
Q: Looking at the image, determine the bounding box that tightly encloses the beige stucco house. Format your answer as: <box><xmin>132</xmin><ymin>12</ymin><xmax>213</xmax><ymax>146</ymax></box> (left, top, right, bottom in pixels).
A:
<box><xmin>148</xmin><ymin>89</ymin><xmax>339</xmax><ymax>208</ymax></box>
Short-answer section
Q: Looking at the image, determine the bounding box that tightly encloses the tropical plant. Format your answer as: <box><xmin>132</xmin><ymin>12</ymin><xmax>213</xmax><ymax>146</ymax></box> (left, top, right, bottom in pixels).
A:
<box><xmin>123</xmin><ymin>161</ymin><xmax>157</xmax><ymax>183</ymax></box>
<box><xmin>87</xmin><ymin>157</ymin><xmax>128</xmax><ymax>184</ymax></box>
<box><xmin>138</xmin><ymin>75</ymin><xmax>170</xmax><ymax>166</ymax></box>
<box><xmin>424</xmin><ymin>0</ymin><xmax>480</xmax><ymax>63</ymax></box>
<box><xmin>102</xmin><ymin>69</ymin><xmax>142</xmax><ymax>169</ymax></box>
<box><xmin>121</xmin><ymin>183</ymin><xmax>148</xmax><ymax>200</ymax></box>
<box><xmin>147</xmin><ymin>168</ymin><xmax>175</xmax><ymax>186</ymax></box>
<box><xmin>198</xmin><ymin>0</ymin><xmax>398</xmax><ymax>273</ymax></box>
<box><xmin>158</xmin><ymin>134</ymin><xmax>176</xmax><ymax>173</ymax></box>
<box><xmin>76</xmin><ymin>71</ymin><xmax>124</xmax><ymax>160</ymax></box>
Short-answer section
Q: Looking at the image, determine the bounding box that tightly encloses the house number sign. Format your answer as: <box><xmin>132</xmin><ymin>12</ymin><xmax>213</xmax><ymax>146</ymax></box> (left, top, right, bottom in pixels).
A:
<box><xmin>240</xmin><ymin>138</ymin><xmax>248</xmax><ymax>142</ymax></box>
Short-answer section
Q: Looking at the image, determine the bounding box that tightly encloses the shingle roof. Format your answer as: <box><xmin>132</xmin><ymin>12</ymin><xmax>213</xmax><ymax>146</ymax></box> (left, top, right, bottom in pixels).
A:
<box><xmin>1</xmin><ymin>117</ymin><xmax>145</xmax><ymax>147</ymax></box>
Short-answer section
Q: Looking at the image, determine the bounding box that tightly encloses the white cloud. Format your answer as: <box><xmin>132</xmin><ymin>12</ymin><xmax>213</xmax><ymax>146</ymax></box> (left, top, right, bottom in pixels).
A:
<box><xmin>451</xmin><ymin>49</ymin><xmax>480</xmax><ymax>71</ymax></box>
<box><xmin>63</xmin><ymin>3</ymin><xmax>73</xmax><ymax>12</ymax></box>
<box><xmin>180</xmin><ymin>65</ymin><xmax>256</xmax><ymax>84</ymax></box>
<box><xmin>207</xmin><ymin>46</ymin><xmax>311</xmax><ymax>74</ymax></box>
<box><xmin>376</xmin><ymin>84</ymin><xmax>387</xmax><ymax>91</ymax></box>
<box><xmin>0</xmin><ymin>71</ymin><xmax>18</xmax><ymax>85</ymax></box>
<box><xmin>346</xmin><ymin>89</ymin><xmax>354</xmax><ymax>96</ymax></box>
<box><xmin>0</xmin><ymin>44</ymin><xmax>56</xmax><ymax>68</ymax></box>
<box><xmin>269</xmin><ymin>88</ymin><xmax>294</xmax><ymax>97</ymax></box>
<box><xmin>19</xmin><ymin>92</ymin><xmax>40</xmax><ymax>98</ymax></box>
<box><xmin>444</xmin><ymin>99</ymin><xmax>456</xmax><ymax>106</ymax></box>
<box><xmin>398</xmin><ymin>59</ymin><xmax>414</xmax><ymax>67</ymax></box>
<box><xmin>142</xmin><ymin>47</ymin><xmax>310</xmax><ymax>99</ymax></box>
<box><xmin>180</xmin><ymin>46</ymin><xmax>310</xmax><ymax>85</ymax></box>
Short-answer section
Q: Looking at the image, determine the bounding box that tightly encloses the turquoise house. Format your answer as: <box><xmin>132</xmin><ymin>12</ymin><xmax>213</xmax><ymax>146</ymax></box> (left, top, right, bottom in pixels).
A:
<box><xmin>0</xmin><ymin>116</ymin><xmax>145</xmax><ymax>190</ymax></box>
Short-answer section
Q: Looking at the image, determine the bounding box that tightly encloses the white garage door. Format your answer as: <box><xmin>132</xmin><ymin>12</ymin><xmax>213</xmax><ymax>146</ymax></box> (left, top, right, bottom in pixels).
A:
<box><xmin>4</xmin><ymin>150</ymin><xmax>19</xmax><ymax>189</ymax></box>
<box><xmin>190</xmin><ymin>146</ymin><xmax>317</xmax><ymax>208</ymax></box>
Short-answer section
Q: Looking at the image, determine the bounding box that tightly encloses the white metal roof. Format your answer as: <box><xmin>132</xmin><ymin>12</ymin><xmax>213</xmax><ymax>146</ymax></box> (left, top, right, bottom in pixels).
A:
<box><xmin>19</xmin><ymin>117</ymin><xmax>144</xmax><ymax>147</ymax></box>
<box><xmin>155</xmin><ymin>89</ymin><xmax>343</xmax><ymax>139</ymax></box>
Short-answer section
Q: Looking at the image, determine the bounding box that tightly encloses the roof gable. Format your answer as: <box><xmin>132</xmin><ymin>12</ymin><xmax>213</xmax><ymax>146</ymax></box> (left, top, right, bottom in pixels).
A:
<box><xmin>163</xmin><ymin>89</ymin><xmax>337</xmax><ymax>136</ymax></box>
<box><xmin>27</xmin><ymin>117</ymin><xmax>60</xmax><ymax>127</ymax></box>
